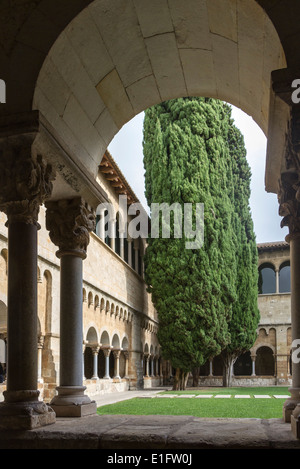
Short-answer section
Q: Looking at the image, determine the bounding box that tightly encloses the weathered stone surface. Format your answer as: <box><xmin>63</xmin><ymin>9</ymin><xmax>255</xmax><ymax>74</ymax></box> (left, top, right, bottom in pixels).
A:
<box><xmin>0</xmin><ymin>415</ymin><xmax>299</xmax><ymax>449</ymax></box>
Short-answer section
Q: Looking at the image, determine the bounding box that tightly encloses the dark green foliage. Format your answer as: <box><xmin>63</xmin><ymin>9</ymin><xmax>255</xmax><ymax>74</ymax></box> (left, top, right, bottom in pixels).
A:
<box><xmin>142</xmin><ymin>97</ymin><xmax>259</xmax><ymax>384</ymax></box>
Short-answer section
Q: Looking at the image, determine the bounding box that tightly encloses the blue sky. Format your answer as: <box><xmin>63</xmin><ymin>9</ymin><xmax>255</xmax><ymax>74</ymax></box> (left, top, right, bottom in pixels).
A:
<box><xmin>108</xmin><ymin>105</ymin><xmax>288</xmax><ymax>244</ymax></box>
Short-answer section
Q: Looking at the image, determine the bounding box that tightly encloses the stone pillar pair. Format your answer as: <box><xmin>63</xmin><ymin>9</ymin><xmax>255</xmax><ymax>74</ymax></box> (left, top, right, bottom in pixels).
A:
<box><xmin>0</xmin><ymin>119</ymin><xmax>97</xmax><ymax>427</ymax></box>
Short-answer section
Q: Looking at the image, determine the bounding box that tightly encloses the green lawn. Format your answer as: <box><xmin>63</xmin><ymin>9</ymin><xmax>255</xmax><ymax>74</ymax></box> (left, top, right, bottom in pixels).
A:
<box><xmin>97</xmin><ymin>387</ymin><xmax>290</xmax><ymax>419</ymax></box>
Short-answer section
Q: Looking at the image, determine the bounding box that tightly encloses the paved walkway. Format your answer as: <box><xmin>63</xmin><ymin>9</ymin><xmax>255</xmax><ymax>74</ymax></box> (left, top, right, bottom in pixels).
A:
<box><xmin>92</xmin><ymin>387</ymin><xmax>165</xmax><ymax>407</ymax></box>
<box><xmin>1</xmin><ymin>388</ymin><xmax>300</xmax><ymax>450</ymax></box>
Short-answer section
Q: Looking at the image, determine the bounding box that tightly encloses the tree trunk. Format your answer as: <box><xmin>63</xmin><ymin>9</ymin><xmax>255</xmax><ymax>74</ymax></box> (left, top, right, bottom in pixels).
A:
<box><xmin>221</xmin><ymin>353</ymin><xmax>237</xmax><ymax>387</ymax></box>
<box><xmin>172</xmin><ymin>368</ymin><xmax>189</xmax><ymax>390</ymax></box>
<box><xmin>192</xmin><ymin>367</ymin><xmax>199</xmax><ymax>387</ymax></box>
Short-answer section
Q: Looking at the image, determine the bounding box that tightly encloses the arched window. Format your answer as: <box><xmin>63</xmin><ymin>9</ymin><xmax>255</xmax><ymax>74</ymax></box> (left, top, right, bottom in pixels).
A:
<box><xmin>279</xmin><ymin>261</ymin><xmax>291</xmax><ymax>293</ymax></box>
<box><xmin>258</xmin><ymin>263</ymin><xmax>276</xmax><ymax>294</ymax></box>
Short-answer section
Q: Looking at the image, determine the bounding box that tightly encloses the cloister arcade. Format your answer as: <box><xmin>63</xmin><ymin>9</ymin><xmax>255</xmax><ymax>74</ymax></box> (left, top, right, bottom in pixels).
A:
<box><xmin>1</xmin><ymin>0</ymin><xmax>300</xmax><ymax>443</ymax></box>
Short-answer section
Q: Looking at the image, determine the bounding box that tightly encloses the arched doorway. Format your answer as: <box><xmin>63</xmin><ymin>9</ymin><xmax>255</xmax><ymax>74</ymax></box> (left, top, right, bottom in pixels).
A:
<box><xmin>256</xmin><ymin>346</ymin><xmax>275</xmax><ymax>376</ymax></box>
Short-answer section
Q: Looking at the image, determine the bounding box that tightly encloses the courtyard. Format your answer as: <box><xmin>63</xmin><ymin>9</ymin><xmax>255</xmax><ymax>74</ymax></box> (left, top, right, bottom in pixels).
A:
<box><xmin>97</xmin><ymin>387</ymin><xmax>291</xmax><ymax>420</ymax></box>
<box><xmin>0</xmin><ymin>387</ymin><xmax>300</xmax><ymax>450</ymax></box>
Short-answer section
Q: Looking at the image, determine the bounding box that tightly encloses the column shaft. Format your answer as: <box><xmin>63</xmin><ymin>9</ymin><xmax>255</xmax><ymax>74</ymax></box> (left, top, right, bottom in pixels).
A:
<box><xmin>7</xmin><ymin>223</ymin><xmax>38</xmax><ymax>392</ymax></box>
<box><xmin>59</xmin><ymin>254</ymin><xmax>83</xmax><ymax>386</ymax></box>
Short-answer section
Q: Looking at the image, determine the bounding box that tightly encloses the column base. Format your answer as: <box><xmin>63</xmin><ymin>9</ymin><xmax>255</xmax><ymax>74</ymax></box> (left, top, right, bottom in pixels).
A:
<box><xmin>0</xmin><ymin>390</ymin><xmax>56</xmax><ymax>430</ymax></box>
<box><xmin>283</xmin><ymin>387</ymin><xmax>299</xmax><ymax>422</ymax></box>
<box><xmin>49</xmin><ymin>386</ymin><xmax>97</xmax><ymax>417</ymax></box>
<box><xmin>291</xmin><ymin>404</ymin><xmax>300</xmax><ymax>438</ymax></box>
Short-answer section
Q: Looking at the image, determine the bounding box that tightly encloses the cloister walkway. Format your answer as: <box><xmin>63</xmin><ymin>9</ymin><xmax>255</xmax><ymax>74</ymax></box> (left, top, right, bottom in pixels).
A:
<box><xmin>0</xmin><ymin>388</ymin><xmax>300</xmax><ymax>450</ymax></box>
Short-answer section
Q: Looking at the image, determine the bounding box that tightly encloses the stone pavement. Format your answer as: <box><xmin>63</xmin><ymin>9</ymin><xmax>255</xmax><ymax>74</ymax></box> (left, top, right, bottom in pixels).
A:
<box><xmin>0</xmin><ymin>388</ymin><xmax>300</xmax><ymax>450</ymax></box>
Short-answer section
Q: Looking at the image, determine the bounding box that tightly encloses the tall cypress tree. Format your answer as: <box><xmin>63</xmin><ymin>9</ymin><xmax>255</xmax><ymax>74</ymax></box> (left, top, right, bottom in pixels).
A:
<box><xmin>143</xmin><ymin>97</ymin><xmax>258</xmax><ymax>389</ymax></box>
<box><xmin>143</xmin><ymin>98</ymin><xmax>239</xmax><ymax>389</ymax></box>
<box><xmin>220</xmin><ymin>116</ymin><xmax>259</xmax><ymax>386</ymax></box>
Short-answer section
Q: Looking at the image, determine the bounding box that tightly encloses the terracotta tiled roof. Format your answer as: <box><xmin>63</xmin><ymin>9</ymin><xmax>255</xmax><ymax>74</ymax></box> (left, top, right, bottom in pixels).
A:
<box><xmin>257</xmin><ymin>240</ymin><xmax>289</xmax><ymax>251</ymax></box>
<box><xmin>99</xmin><ymin>150</ymin><xmax>140</xmax><ymax>205</ymax></box>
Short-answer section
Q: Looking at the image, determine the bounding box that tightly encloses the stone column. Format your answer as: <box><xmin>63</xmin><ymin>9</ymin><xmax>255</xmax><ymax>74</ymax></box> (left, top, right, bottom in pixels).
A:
<box><xmin>92</xmin><ymin>346</ymin><xmax>100</xmax><ymax>379</ymax></box>
<box><xmin>145</xmin><ymin>354</ymin><xmax>149</xmax><ymax>377</ymax></box>
<box><xmin>0</xmin><ymin>127</ymin><xmax>56</xmax><ymax>429</ymax></box>
<box><xmin>37</xmin><ymin>336</ymin><xmax>44</xmax><ymax>382</ymax></box>
<box><xmin>113</xmin><ymin>350</ymin><xmax>121</xmax><ymax>379</ymax></box>
<box><xmin>124</xmin><ymin>351</ymin><xmax>129</xmax><ymax>378</ymax></box>
<box><xmin>103</xmin><ymin>348</ymin><xmax>111</xmax><ymax>379</ymax></box>
<box><xmin>278</xmin><ymin>169</ymin><xmax>300</xmax><ymax>427</ymax></box>
<box><xmin>251</xmin><ymin>356</ymin><xmax>256</xmax><ymax>376</ymax></box>
<box><xmin>97</xmin><ymin>206</ymin><xmax>105</xmax><ymax>240</ymax></box>
<box><xmin>150</xmin><ymin>355</ymin><xmax>154</xmax><ymax>377</ymax></box>
<box><xmin>45</xmin><ymin>197</ymin><xmax>97</xmax><ymax>417</ymax></box>
<box><xmin>119</xmin><ymin>230</ymin><xmax>125</xmax><ymax>259</ymax></box>
<box><xmin>275</xmin><ymin>268</ymin><xmax>280</xmax><ymax>293</ymax></box>
<box><xmin>209</xmin><ymin>359</ymin><xmax>213</xmax><ymax>377</ymax></box>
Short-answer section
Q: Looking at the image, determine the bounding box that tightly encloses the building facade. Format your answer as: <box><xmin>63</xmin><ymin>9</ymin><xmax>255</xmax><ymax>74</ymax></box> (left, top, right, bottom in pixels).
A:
<box><xmin>0</xmin><ymin>150</ymin><xmax>162</xmax><ymax>404</ymax></box>
<box><xmin>0</xmin><ymin>149</ymin><xmax>293</xmax><ymax>404</ymax></box>
<box><xmin>195</xmin><ymin>241</ymin><xmax>292</xmax><ymax>387</ymax></box>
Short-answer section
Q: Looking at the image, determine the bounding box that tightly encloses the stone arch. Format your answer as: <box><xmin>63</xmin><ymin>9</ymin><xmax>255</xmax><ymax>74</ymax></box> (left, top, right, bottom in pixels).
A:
<box><xmin>121</xmin><ymin>335</ymin><xmax>129</xmax><ymax>350</ymax></box>
<box><xmin>100</xmin><ymin>330</ymin><xmax>110</xmax><ymax>347</ymax></box>
<box><xmin>112</xmin><ymin>332</ymin><xmax>120</xmax><ymax>349</ymax></box>
<box><xmin>234</xmin><ymin>351</ymin><xmax>252</xmax><ymax>376</ymax></box>
<box><xmin>255</xmin><ymin>345</ymin><xmax>275</xmax><ymax>376</ymax></box>
<box><xmin>88</xmin><ymin>291</ymin><xmax>93</xmax><ymax>308</ymax></box>
<box><xmin>94</xmin><ymin>295</ymin><xmax>99</xmax><ymax>310</ymax></box>
<box><xmin>28</xmin><ymin>0</ymin><xmax>288</xmax><ymax>203</ymax></box>
<box><xmin>86</xmin><ymin>326</ymin><xmax>99</xmax><ymax>345</ymax></box>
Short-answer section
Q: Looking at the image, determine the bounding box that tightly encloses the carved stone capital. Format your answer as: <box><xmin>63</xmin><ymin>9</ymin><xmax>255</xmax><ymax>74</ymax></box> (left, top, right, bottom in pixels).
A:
<box><xmin>102</xmin><ymin>347</ymin><xmax>111</xmax><ymax>358</ymax></box>
<box><xmin>113</xmin><ymin>349</ymin><xmax>121</xmax><ymax>359</ymax></box>
<box><xmin>0</xmin><ymin>135</ymin><xmax>54</xmax><ymax>225</ymax></box>
<box><xmin>45</xmin><ymin>197</ymin><xmax>96</xmax><ymax>258</ymax></box>
<box><xmin>278</xmin><ymin>169</ymin><xmax>300</xmax><ymax>241</ymax></box>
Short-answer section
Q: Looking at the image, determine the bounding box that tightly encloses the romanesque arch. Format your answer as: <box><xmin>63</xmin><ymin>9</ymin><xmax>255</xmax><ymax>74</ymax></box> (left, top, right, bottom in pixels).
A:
<box><xmin>3</xmin><ymin>0</ymin><xmax>300</xmax><ymax>435</ymax></box>
<box><xmin>256</xmin><ymin>346</ymin><xmax>275</xmax><ymax>376</ymax></box>
<box><xmin>26</xmin><ymin>0</ymin><xmax>287</xmax><ymax>202</ymax></box>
